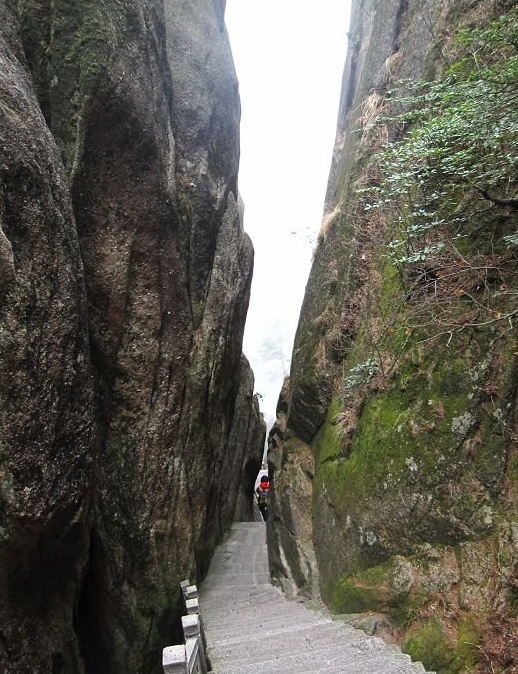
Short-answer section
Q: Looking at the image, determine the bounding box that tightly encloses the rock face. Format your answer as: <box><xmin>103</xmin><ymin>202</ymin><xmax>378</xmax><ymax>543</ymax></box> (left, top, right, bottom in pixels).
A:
<box><xmin>269</xmin><ymin>1</ymin><xmax>518</xmax><ymax>671</ymax></box>
<box><xmin>0</xmin><ymin>1</ymin><xmax>264</xmax><ymax>672</ymax></box>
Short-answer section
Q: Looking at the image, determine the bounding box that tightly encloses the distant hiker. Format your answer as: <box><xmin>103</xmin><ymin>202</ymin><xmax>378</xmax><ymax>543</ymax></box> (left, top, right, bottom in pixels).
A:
<box><xmin>256</xmin><ymin>475</ymin><xmax>270</xmax><ymax>521</ymax></box>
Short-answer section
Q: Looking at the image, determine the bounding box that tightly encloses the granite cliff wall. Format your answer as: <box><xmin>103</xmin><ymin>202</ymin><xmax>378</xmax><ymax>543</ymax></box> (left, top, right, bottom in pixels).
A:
<box><xmin>269</xmin><ymin>1</ymin><xmax>518</xmax><ymax>671</ymax></box>
<box><xmin>0</xmin><ymin>1</ymin><xmax>264</xmax><ymax>672</ymax></box>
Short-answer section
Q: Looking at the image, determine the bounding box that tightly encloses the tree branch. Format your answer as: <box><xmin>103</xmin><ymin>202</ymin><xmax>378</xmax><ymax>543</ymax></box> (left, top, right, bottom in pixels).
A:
<box><xmin>474</xmin><ymin>185</ymin><xmax>518</xmax><ymax>209</ymax></box>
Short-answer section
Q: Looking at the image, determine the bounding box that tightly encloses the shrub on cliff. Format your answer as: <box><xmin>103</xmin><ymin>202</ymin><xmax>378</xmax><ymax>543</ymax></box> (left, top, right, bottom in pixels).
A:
<box><xmin>364</xmin><ymin>10</ymin><xmax>518</xmax><ymax>344</ymax></box>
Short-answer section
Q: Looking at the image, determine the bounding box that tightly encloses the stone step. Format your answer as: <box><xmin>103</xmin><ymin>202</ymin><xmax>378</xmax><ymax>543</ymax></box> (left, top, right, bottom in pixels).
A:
<box><xmin>199</xmin><ymin>523</ymin><xmax>435</xmax><ymax>674</ymax></box>
<box><xmin>206</xmin><ymin>619</ymin><xmax>364</xmax><ymax>650</ymax></box>
<box><xmin>210</xmin><ymin>641</ymin><xmax>427</xmax><ymax>674</ymax></box>
<box><xmin>207</xmin><ymin>628</ymin><xmax>382</xmax><ymax>661</ymax></box>
<box><xmin>219</xmin><ymin>660</ymin><xmax>427</xmax><ymax>674</ymax></box>
<box><xmin>203</xmin><ymin>584</ymin><xmax>309</xmax><ymax>605</ymax></box>
<box><xmin>202</xmin><ymin>586</ymin><xmax>284</xmax><ymax>608</ymax></box>
<box><xmin>204</xmin><ymin>593</ymin><xmax>328</xmax><ymax>627</ymax></box>
<box><xmin>204</xmin><ymin>609</ymin><xmax>327</xmax><ymax>637</ymax></box>
<box><xmin>206</xmin><ymin>605</ymin><xmax>345</xmax><ymax>628</ymax></box>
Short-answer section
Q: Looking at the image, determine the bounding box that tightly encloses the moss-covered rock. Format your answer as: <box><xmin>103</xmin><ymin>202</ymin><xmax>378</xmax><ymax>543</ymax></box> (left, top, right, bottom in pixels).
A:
<box><xmin>269</xmin><ymin>0</ymin><xmax>518</xmax><ymax>668</ymax></box>
<box><xmin>403</xmin><ymin>614</ymin><xmax>481</xmax><ymax>674</ymax></box>
<box><xmin>404</xmin><ymin>619</ymin><xmax>456</xmax><ymax>673</ymax></box>
<box><xmin>330</xmin><ymin>564</ymin><xmax>391</xmax><ymax>614</ymax></box>
<box><xmin>268</xmin><ymin>434</ymin><xmax>318</xmax><ymax>598</ymax></box>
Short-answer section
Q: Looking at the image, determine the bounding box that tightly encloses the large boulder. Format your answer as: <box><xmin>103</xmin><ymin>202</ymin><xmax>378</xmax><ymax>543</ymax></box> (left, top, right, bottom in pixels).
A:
<box><xmin>269</xmin><ymin>1</ymin><xmax>518</xmax><ymax>671</ymax></box>
<box><xmin>0</xmin><ymin>1</ymin><xmax>264</xmax><ymax>672</ymax></box>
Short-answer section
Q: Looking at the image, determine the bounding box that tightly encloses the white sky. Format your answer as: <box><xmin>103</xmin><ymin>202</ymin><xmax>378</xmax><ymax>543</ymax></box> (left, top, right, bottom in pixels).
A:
<box><xmin>224</xmin><ymin>1</ymin><xmax>351</xmax><ymax>431</ymax></box>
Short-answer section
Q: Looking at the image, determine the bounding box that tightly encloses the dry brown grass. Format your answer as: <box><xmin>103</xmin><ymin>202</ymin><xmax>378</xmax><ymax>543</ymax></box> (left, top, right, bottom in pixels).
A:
<box><xmin>316</xmin><ymin>203</ymin><xmax>343</xmax><ymax>248</ymax></box>
<box><xmin>359</xmin><ymin>90</ymin><xmax>389</xmax><ymax>150</ymax></box>
<box><xmin>477</xmin><ymin>613</ymin><xmax>518</xmax><ymax>673</ymax></box>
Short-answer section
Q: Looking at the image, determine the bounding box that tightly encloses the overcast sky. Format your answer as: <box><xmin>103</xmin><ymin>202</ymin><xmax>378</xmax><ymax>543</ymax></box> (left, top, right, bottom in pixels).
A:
<box><xmin>224</xmin><ymin>1</ymin><xmax>351</xmax><ymax>431</ymax></box>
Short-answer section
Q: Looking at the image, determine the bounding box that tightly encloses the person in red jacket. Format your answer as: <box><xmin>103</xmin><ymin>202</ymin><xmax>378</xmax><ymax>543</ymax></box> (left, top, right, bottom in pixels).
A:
<box><xmin>255</xmin><ymin>475</ymin><xmax>270</xmax><ymax>521</ymax></box>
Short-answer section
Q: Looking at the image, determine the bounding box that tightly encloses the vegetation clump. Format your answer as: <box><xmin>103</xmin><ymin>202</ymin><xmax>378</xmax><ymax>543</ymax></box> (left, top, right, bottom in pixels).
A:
<box><xmin>330</xmin><ymin>565</ymin><xmax>390</xmax><ymax>614</ymax></box>
<box><xmin>362</xmin><ymin>10</ymin><xmax>518</xmax><ymax>347</ymax></box>
<box><xmin>404</xmin><ymin>619</ymin><xmax>456</xmax><ymax>673</ymax></box>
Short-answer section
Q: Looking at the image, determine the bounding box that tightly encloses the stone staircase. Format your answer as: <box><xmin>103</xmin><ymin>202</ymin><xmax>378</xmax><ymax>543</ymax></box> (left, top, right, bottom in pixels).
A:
<box><xmin>199</xmin><ymin>523</ymin><xmax>434</xmax><ymax>674</ymax></box>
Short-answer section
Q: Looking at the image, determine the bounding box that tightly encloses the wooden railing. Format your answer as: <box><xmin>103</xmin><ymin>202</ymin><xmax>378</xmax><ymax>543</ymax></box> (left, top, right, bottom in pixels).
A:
<box><xmin>162</xmin><ymin>580</ymin><xmax>209</xmax><ymax>674</ymax></box>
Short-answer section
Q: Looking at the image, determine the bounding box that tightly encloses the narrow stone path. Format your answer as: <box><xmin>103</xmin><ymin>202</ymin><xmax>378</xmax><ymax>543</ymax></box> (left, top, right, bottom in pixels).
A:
<box><xmin>199</xmin><ymin>523</ymin><xmax>434</xmax><ymax>674</ymax></box>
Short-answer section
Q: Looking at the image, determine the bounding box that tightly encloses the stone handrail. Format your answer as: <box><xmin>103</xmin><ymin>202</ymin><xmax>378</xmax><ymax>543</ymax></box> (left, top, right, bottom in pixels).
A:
<box><xmin>162</xmin><ymin>580</ymin><xmax>208</xmax><ymax>674</ymax></box>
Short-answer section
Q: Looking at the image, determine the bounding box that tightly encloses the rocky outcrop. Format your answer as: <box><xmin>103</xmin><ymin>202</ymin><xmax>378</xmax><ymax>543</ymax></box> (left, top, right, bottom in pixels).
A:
<box><xmin>227</xmin><ymin>356</ymin><xmax>266</xmax><ymax>524</ymax></box>
<box><xmin>270</xmin><ymin>1</ymin><xmax>518</xmax><ymax>671</ymax></box>
<box><xmin>267</xmin><ymin>378</ymin><xmax>319</xmax><ymax>600</ymax></box>
<box><xmin>0</xmin><ymin>1</ymin><xmax>264</xmax><ymax>672</ymax></box>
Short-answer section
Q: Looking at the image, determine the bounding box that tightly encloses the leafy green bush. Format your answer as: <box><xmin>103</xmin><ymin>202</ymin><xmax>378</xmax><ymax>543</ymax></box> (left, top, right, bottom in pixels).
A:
<box><xmin>378</xmin><ymin>10</ymin><xmax>518</xmax><ymax>250</ymax></box>
<box><xmin>362</xmin><ymin>9</ymin><xmax>518</xmax><ymax>338</ymax></box>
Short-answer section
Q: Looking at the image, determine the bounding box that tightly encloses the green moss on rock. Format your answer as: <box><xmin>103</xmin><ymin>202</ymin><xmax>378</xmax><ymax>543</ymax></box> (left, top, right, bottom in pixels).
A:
<box><xmin>313</xmin><ymin>396</ymin><xmax>343</xmax><ymax>465</ymax></box>
<box><xmin>403</xmin><ymin>613</ymin><xmax>481</xmax><ymax>674</ymax></box>
<box><xmin>404</xmin><ymin>619</ymin><xmax>456</xmax><ymax>673</ymax></box>
<box><xmin>330</xmin><ymin>564</ymin><xmax>389</xmax><ymax>613</ymax></box>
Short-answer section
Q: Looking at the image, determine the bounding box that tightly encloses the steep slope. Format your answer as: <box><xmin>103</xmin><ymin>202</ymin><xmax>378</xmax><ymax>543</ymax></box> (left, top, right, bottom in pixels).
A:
<box><xmin>201</xmin><ymin>522</ymin><xmax>433</xmax><ymax>674</ymax></box>
<box><xmin>269</xmin><ymin>1</ymin><xmax>518</xmax><ymax>672</ymax></box>
<box><xmin>0</xmin><ymin>1</ymin><xmax>264</xmax><ymax>672</ymax></box>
